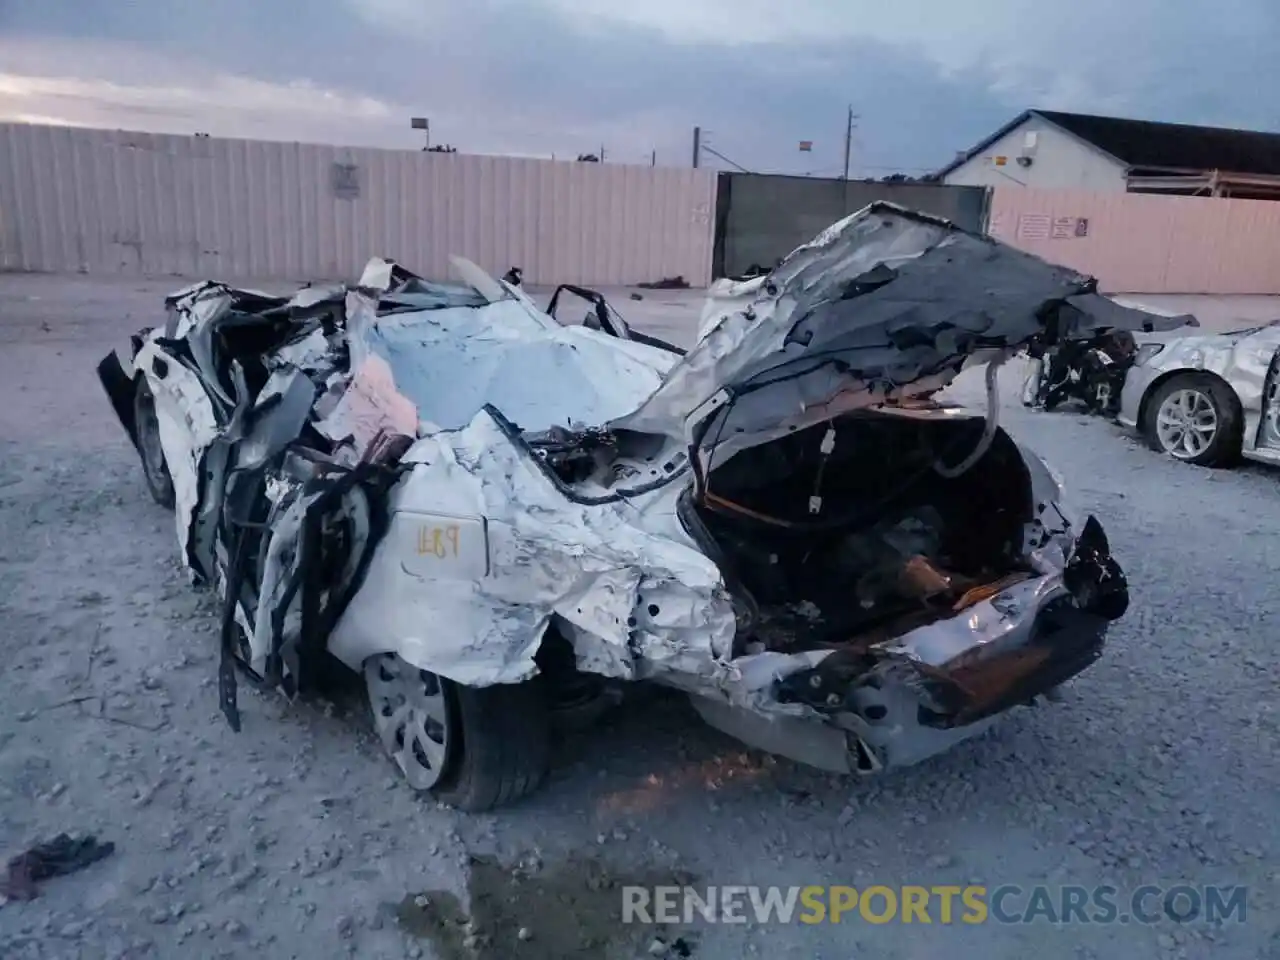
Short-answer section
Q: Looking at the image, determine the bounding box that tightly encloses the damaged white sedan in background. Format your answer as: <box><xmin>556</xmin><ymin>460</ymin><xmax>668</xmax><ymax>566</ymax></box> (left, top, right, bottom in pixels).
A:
<box><xmin>99</xmin><ymin>204</ymin><xmax>1139</xmax><ymax>811</ymax></box>
<box><xmin>1118</xmin><ymin>317</ymin><xmax>1280</xmax><ymax>468</ymax></box>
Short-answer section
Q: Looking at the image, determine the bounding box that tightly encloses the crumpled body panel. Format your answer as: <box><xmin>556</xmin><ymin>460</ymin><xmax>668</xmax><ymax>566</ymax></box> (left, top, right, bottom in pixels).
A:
<box><xmin>327</xmin><ymin>410</ymin><xmax>738</xmax><ymax>686</ymax></box>
<box><xmin>614</xmin><ymin>204</ymin><xmax>1148</xmax><ymax>469</ymax></box>
<box><xmin>101</xmin><ymin>259</ymin><xmax>688</xmax><ymax>724</ymax></box>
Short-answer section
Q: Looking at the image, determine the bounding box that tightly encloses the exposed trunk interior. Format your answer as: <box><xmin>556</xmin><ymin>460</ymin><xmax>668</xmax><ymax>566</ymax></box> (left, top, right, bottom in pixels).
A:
<box><xmin>684</xmin><ymin>409</ymin><xmax>1036</xmax><ymax>656</ymax></box>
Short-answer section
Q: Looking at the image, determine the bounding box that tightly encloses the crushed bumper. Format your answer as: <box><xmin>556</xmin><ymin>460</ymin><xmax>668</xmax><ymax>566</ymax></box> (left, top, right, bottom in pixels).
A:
<box><xmin>735</xmin><ymin>516</ymin><xmax>1128</xmax><ymax>773</ymax></box>
<box><xmin>761</xmin><ymin>598</ymin><xmax>1111</xmax><ymax>772</ymax></box>
<box><xmin>917</xmin><ymin>598</ymin><xmax>1108</xmax><ymax>728</ymax></box>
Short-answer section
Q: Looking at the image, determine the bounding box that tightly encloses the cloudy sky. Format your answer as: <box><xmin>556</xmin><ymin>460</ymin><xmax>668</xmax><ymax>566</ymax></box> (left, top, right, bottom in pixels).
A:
<box><xmin>1</xmin><ymin>0</ymin><xmax>1276</xmax><ymax>175</ymax></box>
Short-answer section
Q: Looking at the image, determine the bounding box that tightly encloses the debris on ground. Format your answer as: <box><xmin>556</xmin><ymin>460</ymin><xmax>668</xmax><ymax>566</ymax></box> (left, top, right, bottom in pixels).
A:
<box><xmin>635</xmin><ymin>276</ymin><xmax>690</xmax><ymax>289</ymax></box>
<box><xmin>396</xmin><ymin>852</ymin><xmax>693</xmax><ymax>960</ymax></box>
<box><xmin>647</xmin><ymin>935</ymin><xmax>696</xmax><ymax>958</ymax></box>
<box><xmin>3</xmin><ymin>266</ymin><xmax>1280</xmax><ymax>960</ymax></box>
<box><xmin>1</xmin><ymin>833</ymin><xmax>115</xmax><ymax>901</ymax></box>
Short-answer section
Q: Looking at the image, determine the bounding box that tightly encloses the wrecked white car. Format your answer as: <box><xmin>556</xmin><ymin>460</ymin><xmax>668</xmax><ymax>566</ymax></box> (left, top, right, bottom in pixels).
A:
<box><xmin>99</xmin><ymin>204</ymin><xmax>1134</xmax><ymax>811</ymax></box>
<box><xmin>1117</xmin><ymin>318</ymin><xmax>1280</xmax><ymax>467</ymax></box>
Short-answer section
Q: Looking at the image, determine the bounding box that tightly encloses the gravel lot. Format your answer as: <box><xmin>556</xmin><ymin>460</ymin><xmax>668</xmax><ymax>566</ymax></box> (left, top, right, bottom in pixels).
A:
<box><xmin>1</xmin><ymin>273</ymin><xmax>1278</xmax><ymax>960</ymax></box>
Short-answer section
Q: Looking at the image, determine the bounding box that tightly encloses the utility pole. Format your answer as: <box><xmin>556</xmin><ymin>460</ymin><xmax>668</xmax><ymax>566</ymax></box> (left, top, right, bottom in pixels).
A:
<box><xmin>842</xmin><ymin>106</ymin><xmax>858</xmax><ymax>180</ymax></box>
<box><xmin>692</xmin><ymin>126</ymin><xmax>702</xmax><ymax>168</ymax></box>
<box><xmin>600</xmin><ymin>144</ymin><xmax>606</xmax><ymax>162</ymax></box>
<box><xmin>651</xmin><ymin>149</ymin><xmax>656</xmax><ymax>167</ymax></box>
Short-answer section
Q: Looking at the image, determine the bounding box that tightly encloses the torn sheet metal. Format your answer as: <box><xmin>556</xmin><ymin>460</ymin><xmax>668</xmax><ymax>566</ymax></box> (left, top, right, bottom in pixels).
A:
<box><xmin>1058</xmin><ymin>293</ymin><xmax>1198</xmax><ymax>337</ymax></box>
<box><xmin>697</xmin><ymin>275</ymin><xmax>766</xmax><ymax>342</ymax></box>
<box><xmin>132</xmin><ymin>339</ymin><xmax>220</xmax><ymax>564</ymax></box>
<box><xmin>614</xmin><ymin>203</ymin><xmax>1149</xmax><ymax>465</ymax></box>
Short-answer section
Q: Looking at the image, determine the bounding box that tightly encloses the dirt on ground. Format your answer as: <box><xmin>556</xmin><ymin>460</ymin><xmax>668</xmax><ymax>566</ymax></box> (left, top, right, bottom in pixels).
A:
<box><xmin>1</xmin><ymin>273</ymin><xmax>1279</xmax><ymax>960</ymax></box>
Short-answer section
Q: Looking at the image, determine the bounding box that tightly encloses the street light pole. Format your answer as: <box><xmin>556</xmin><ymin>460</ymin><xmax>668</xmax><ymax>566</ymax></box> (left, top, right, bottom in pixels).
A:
<box><xmin>410</xmin><ymin>116</ymin><xmax>430</xmax><ymax>149</ymax></box>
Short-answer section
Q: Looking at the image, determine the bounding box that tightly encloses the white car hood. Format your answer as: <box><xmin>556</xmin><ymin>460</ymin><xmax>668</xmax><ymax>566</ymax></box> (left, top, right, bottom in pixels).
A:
<box><xmin>612</xmin><ymin>203</ymin><xmax>1160</xmax><ymax>465</ymax></box>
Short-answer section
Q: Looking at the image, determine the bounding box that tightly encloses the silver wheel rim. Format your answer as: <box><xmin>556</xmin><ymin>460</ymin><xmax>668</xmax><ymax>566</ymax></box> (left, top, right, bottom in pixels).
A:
<box><xmin>1155</xmin><ymin>388</ymin><xmax>1218</xmax><ymax>459</ymax></box>
<box><xmin>364</xmin><ymin>654</ymin><xmax>451</xmax><ymax>790</ymax></box>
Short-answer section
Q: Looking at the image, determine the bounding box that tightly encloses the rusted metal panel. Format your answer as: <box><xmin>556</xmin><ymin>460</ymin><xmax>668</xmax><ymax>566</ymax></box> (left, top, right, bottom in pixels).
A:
<box><xmin>990</xmin><ymin>187</ymin><xmax>1280</xmax><ymax>294</ymax></box>
<box><xmin>0</xmin><ymin>123</ymin><xmax>718</xmax><ymax>286</ymax></box>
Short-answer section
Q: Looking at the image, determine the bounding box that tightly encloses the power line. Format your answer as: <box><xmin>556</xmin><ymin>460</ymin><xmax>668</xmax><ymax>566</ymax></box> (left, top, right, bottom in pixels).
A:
<box><xmin>690</xmin><ymin>117</ymin><xmax>939</xmax><ymax>176</ymax></box>
<box><xmin>701</xmin><ymin>144</ymin><xmax>752</xmax><ymax>173</ymax></box>
<box><xmin>859</xmin><ymin>164</ymin><xmax>939</xmax><ymax>172</ymax></box>
<box><xmin>801</xmin><ymin>163</ymin><xmax>937</xmax><ymax>178</ymax></box>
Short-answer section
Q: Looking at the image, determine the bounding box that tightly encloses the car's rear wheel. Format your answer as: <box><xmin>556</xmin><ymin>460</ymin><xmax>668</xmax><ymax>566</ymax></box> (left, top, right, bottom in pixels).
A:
<box><xmin>134</xmin><ymin>378</ymin><xmax>176</xmax><ymax>509</ymax></box>
<box><xmin>363</xmin><ymin>653</ymin><xmax>550</xmax><ymax>811</ymax></box>
<box><xmin>1143</xmin><ymin>373</ymin><xmax>1240</xmax><ymax>467</ymax></box>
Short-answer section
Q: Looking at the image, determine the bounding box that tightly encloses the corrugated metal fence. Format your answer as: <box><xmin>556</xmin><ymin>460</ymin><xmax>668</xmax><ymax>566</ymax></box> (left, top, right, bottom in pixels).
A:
<box><xmin>713</xmin><ymin>173</ymin><xmax>989</xmax><ymax>278</ymax></box>
<box><xmin>0</xmin><ymin>123</ymin><xmax>718</xmax><ymax>286</ymax></box>
<box><xmin>9</xmin><ymin>124</ymin><xmax>1280</xmax><ymax>295</ymax></box>
<box><xmin>992</xmin><ymin>188</ymin><xmax>1280</xmax><ymax>294</ymax></box>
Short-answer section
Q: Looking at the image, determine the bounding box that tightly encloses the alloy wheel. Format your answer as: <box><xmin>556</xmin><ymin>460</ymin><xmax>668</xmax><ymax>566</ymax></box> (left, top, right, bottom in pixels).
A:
<box><xmin>1155</xmin><ymin>388</ymin><xmax>1218</xmax><ymax>459</ymax></box>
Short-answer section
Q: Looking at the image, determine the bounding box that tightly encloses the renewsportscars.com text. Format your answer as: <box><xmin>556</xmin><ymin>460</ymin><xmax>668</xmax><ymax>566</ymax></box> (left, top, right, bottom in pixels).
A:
<box><xmin>622</xmin><ymin>884</ymin><xmax>1247</xmax><ymax>926</ymax></box>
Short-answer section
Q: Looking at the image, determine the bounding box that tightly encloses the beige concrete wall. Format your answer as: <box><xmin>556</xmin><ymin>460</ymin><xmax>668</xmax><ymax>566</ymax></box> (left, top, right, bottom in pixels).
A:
<box><xmin>991</xmin><ymin>187</ymin><xmax>1280</xmax><ymax>294</ymax></box>
<box><xmin>0</xmin><ymin>123</ymin><xmax>717</xmax><ymax>286</ymax></box>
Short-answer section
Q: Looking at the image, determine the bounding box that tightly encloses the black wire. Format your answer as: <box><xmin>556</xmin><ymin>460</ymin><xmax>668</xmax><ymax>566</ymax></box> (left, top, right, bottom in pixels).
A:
<box><xmin>703</xmin><ymin>398</ymin><xmax>733</xmax><ymax>479</ymax></box>
<box><xmin>700</xmin><ymin>415</ymin><xmax>985</xmax><ymax>535</ymax></box>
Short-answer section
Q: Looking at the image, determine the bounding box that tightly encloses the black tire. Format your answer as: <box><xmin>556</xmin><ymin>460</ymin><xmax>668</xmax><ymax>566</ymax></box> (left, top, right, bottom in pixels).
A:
<box><xmin>364</xmin><ymin>653</ymin><xmax>551</xmax><ymax>812</ymax></box>
<box><xmin>1142</xmin><ymin>372</ymin><xmax>1241</xmax><ymax>467</ymax></box>
<box><xmin>432</xmin><ymin>677</ymin><xmax>552</xmax><ymax>811</ymax></box>
<box><xmin>133</xmin><ymin>378</ymin><xmax>176</xmax><ymax>509</ymax></box>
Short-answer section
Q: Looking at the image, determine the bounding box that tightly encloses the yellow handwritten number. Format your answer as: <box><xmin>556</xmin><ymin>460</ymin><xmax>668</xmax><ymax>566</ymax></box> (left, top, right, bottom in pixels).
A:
<box><xmin>417</xmin><ymin>524</ymin><xmax>461</xmax><ymax>559</ymax></box>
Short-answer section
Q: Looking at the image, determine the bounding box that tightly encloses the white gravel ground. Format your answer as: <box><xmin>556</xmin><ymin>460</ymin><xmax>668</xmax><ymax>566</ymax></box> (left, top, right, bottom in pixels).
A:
<box><xmin>1</xmin><ymin>273</ymin><xmax>1278</xmax><ymax>960</ymax></box>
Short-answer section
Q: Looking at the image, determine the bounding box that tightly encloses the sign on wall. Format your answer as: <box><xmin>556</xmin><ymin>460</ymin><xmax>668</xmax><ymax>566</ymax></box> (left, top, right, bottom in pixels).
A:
<box><xmin>1010</xmin><ymin>213</ymin><xmax>1089</xmax><ymax>241</ymax></box>
<box><xmin>331</xmin><ymin>162</ymin><xmax>360</xmax><ymax>200</ymax></box>
<box><xmin>1066</xmin><ymin>216</ymin><xmax>1090</xmax><ymax>237</ymax></box>
<box><xmin>1017</xmin><ymin>213</ymin><xmax>1051</xmax><ymax>240</ymax></box>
